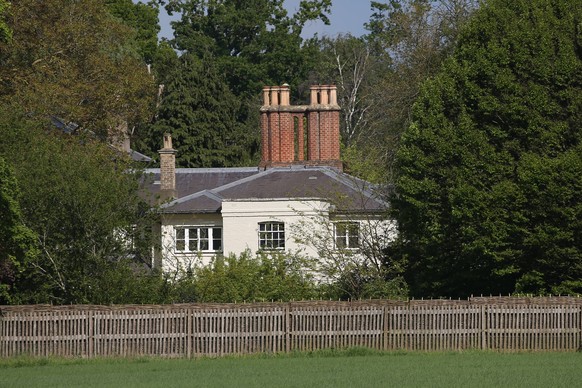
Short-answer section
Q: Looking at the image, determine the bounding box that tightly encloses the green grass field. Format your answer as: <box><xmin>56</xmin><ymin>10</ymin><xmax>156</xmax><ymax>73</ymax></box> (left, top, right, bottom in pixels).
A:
<box><xmin>1</xmin><ymin>349</ymin><xmax>581</xmax><ymax>387</ymax></box>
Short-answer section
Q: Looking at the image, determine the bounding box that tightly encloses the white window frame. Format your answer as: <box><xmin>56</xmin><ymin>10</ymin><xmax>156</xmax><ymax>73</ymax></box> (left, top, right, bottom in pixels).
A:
<box><xmin>333</xmin><ymin>222</ymin><xmax>360</xmax><ymax>249</ymax></box>
<box><xmin>258</xmin><ymin>221</ymin><xmax>285</xmax><ymax>250</ymax></box>
<box><xmin>174</xmin><ymin>226</ymin><xmax>222</xmax><ymax>253</ymax></box>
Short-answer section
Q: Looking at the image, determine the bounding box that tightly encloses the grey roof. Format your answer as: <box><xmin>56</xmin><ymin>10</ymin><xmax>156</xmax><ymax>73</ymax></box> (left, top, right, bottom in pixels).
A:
<box><xmin>129</xmin><ymin>150</ymin><xmax>153</xmax><ymax>162</ymax></box>
<box><xmin>142</xmin><ymin>167</ymin><xmax>260</xmax><ymax>204</ymax></box>
<box><xmin>141</xmin><ymin>166</ymin><xmax>387</xmax><ymax>214</ymax></box>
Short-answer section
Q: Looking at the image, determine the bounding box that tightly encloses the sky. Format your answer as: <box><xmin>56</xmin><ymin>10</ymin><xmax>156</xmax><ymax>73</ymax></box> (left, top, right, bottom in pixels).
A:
<box><xmin>157</xmin><ymin>0</ymin><xmax>373</xmax><ymax>40</ymax></box>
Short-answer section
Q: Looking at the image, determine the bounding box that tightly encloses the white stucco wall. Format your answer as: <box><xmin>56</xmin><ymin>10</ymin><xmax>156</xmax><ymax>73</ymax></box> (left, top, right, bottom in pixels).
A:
<box><xmin>157</xmin><ymin>199</ymin><xmax>396</xmax><ymax>279</ymax></box>
<box><xmin>221</xmin><ymin>199</ymin><xmax>330</xmax><ymax>257</ymax></box>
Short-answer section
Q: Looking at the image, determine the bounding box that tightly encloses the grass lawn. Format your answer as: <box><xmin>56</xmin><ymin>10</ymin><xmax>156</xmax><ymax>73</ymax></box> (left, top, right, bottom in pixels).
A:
<box><xmin>1</xmin><ymin>349</ymin><xmax>581</xmax><ymax>387</ymax></box>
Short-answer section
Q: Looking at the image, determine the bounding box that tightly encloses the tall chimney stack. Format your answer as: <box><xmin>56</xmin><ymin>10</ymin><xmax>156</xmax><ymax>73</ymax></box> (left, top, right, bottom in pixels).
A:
<box><xmin>158</xmin><ymin>133</ymin><xmax>176</xmax><ymax>201</ymax></box>
<box><xmin>260</xmin><ymin>84</ymin><xmax>341</xmax><ymax>171</ymax></box>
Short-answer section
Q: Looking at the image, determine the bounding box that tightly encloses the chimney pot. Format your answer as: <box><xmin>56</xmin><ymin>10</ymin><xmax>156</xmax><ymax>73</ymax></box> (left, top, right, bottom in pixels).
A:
<box><xmin>263</xmin><ymin>86</ymin><xmax>271</xmax><ymax>106</ymax></box>
<box><xmin>329</xmin><ymin>85</ymin><xmax>338</xmax><ymax>105</ymax></box>
<box><xmin>162</xmin><ymin>133</ymin><xmax>173</xmax><ymax>150</ymax></box>
<box><xmin>271</xmin><ymin>86</ymin><xmax>279</xmax><ymax>106</ymax></box>
<box><xmin>280</xmin><ymin>84</ymin><xmax>290</xmax><ymax>106</ymax></box>
<box><xmin>310</xmin><ymin>86</ymin><xmax>319</xmax><ymax>105</ymax></box>
<box><xmin>320</xmin><ymin>85</ymin><xmax>329</xmax><ymax>105</ymax></box>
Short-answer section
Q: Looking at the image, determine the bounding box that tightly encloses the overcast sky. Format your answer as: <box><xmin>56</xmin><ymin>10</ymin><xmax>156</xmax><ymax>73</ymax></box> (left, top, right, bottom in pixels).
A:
<box><xmin>158</xmin><ymin>0</ymin><xmax>372</xmax><ymax>40</ymax></box>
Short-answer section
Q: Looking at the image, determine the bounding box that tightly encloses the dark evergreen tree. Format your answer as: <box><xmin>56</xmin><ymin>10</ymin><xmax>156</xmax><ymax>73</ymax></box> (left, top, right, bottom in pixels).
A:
<box><xmin>146</xmin><ymin>53</ymin><xmax>258</xmax><ymax>167</ymax></box>
<box><xmin>393</xmin><ymin>0</ymin><xmax>582</xmax><ymax>297</ymax></box>
<box><xmin>137</xmin><ymin>0</ymin><xmax>331</xmax><ymax>165</ymax></box>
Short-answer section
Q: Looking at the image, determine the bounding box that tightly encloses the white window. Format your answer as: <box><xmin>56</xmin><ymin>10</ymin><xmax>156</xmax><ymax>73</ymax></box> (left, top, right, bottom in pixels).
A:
<box><xmin>175</xmin><ymin>226</ymin><xmax>222</xmax><ymax>252</ymax></box>
<box><xmin>258</xmin><ymin>222</ymin><xmax>285</xmax><ymax>250</ymax></box>
<box><xmin>334</xmin><ymin>222</ymin><xmax>360</xmax><ymax>249</ymax></box>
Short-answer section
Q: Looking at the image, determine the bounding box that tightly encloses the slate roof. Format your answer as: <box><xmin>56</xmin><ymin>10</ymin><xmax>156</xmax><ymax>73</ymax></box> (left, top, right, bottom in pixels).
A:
<box><xmin>141</xmin><ymin>166</ymin><xmax>387</xmax><ymax>214</ymax></box>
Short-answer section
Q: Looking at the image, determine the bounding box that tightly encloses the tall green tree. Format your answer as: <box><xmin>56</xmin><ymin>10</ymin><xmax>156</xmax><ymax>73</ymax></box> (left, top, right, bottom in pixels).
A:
<box><xmin>0</xmin><ymin>108</ymin><xmax>161</xmax><ymax>304</ymax></box>
<box><xmin>393</xmin><ymin>0</ymin><xmax>582</xmax><ymax>297</ymax></box>
<box><xmin>106</xmin><ymin>0</ymin><xmax>161</xmax><ymax>64</ymax></box>
<box><xmin>0</xmin><ymin>156</ymin><xmax>38</xmax><ymax>304</ymax></box>
<box><xmin>145</xmin><ymin>53</ymin><xmax>258</xmax><ymax>167</ymax></box>
<box><xmin>0</xmin><ymin>0</ymin><xmax>156</xmax><ymax>139</ymax></box>
<box><xmin>137</xmin><ymin>0</ymin><xmax>331</xmax><ymax>165</ymax></box>
<box><xmin>356</xmin><ymin>0</ymin><xmax>478</xmax><ymax>182</ymax></box>
<box><xmin>169</xmin><ymin>0</ymin><xmax>330</xmax><ymax>96</ymax></box>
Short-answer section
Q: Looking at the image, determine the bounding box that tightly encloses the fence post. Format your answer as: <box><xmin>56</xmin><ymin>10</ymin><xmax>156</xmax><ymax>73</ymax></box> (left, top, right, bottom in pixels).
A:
<box><xmin>87</xmin><ymin>310</ymin><xmax>93</xmax><ymax>358</ymax></box>
<box><xmin>186</xmin><ymin>307</ymin><xmax>192</xmax><ymax>359</ymax></box>
<box><xmin>383</xmin><ymin>304</ymin><xmax>389</xmax><ymax>351</ymax></box>
<box><xmin>480</xmin><ymin>304</ymin><xmax>487</xmax><ymax>350</ymax></box>
<box><xmin>285</xmin><ymin>303</ymin><xmax>291</xmax><ymax>353</ymax></box>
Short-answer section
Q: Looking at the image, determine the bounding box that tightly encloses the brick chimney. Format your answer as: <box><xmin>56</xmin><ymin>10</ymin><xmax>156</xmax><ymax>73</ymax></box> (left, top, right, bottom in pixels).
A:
<box><xmin>259</xmin><ymin>84</ymin><xmax>341</xmax><ymax>170</ymax></box>
<box><xmin>158</xmin><ymin>133</ymin><xmax>176</xmax><ymax>201</ymax></box>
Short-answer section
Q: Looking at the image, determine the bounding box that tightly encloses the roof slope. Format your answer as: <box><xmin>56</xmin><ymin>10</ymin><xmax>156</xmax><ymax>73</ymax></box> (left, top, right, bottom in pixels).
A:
<box><xmin>141</xmin><ymin>167</ymin><xmax>387</xmax><ymax>214</ymax></box>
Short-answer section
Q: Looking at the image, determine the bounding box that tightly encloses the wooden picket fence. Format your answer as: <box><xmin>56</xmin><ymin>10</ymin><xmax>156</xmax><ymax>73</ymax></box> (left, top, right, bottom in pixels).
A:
<box><xmin>1</xmin><ymin>297</ymin><xmax>581</xmax><ymax>358</ymax></box>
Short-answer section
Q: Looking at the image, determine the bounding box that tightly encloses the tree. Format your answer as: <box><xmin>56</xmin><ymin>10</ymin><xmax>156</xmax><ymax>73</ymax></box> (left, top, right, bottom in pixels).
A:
<box><xmin>169</xmin><ymin>0</ymin><xmax>330</xmax><ymax>97</ymax></box>
<box><xmin>0</xmin><ymin>107</ymin><xmax>162</xmax><ymax>304</ymax></box>
<box><xmin>106</xmin><ymin>0</ymin><xmax>161</xmax><ymax>64</ymax></box>
<box><xmin>0</xmin><ymin>0</ymin><xmax>156</xmax><ymax>140</ymax></box>
<box><xmin>136</xmin><ymin>0</ymin><xmax>332</xmax><ymax>164</ymax></box>
<box><xmin>393</xmin><ymin>0</ymin><xmax>582</xmax><ymax>297</ymax></box>
<box><xmin>356</xmin><ymin>0</ymin><xmax>478</xmax><ymax>182</ymax></box>
<box><xmin>142</xmin><ymin>53</ymin><xmax>258</xmax><ymax>167</ymax></box>
<box><xmin>0</xmin><ymin>0</ymin><xmax>10</xmax><ymax>43</ymax></box>
<box><xmin>310</xmin><ymin>35</ymin><xmax>379</xmax><ymax>147</ymax></box>
<box><xmin>0</xmin><ymin>156</ymin><xmax>38</xmax><ymax>304</ymax></box>
<box><xmin>0</xmin><ymin>1</ymin><xmax>184</xmax><ymax>305</ymax></box>
<box><xmin>307</xmin><ymin>34</ymin><xmax>393</xmax><ymax>183</ymax></box>
<box><xmin>292</xmin><ymin>213</ymin><xmax>408</xmax><ymax>300</ymax></box>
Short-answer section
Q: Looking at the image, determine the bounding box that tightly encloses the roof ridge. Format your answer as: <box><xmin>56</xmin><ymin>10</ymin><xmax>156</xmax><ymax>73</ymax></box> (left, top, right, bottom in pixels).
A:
<box><xmin>318</xmin><ymin>168</ymin><xmax>389</xmax><ymax>207</ymax></box>
<box><xmin>161</xmin><ymin>189</ymin><xmax>224</xmax><ymax>208</ymax></box>
<box><xmin>144</xmin><ymin>167</ymin><xmax>260</xmax><ymax>174</ymax></box>
<box><xmin>210</xmin><ymin>168</ymin><xmax>275</xmax><ymax>195</ymax></box>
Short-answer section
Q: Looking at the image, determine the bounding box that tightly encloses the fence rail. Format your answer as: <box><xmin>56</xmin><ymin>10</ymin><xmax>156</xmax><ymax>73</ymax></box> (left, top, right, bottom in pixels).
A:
<box><xmin>1</xmin><ymin>297</ymin><xmax>581</xmax><ymax>358</ymax></box>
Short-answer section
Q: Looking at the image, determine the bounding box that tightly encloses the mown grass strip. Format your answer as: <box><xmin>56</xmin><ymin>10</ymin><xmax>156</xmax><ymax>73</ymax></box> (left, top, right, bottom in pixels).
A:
<box><xmin>1</xmin><ymin>349</ymin><xmax>581</xmax><ymax>387</ymax></box>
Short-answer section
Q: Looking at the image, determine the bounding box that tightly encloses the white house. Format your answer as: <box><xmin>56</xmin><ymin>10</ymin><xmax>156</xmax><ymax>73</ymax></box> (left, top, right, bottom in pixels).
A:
<box><xmin>142</xmin><ymin>85</ymin><xmax>393</xmax><ymax>275</ymax></box>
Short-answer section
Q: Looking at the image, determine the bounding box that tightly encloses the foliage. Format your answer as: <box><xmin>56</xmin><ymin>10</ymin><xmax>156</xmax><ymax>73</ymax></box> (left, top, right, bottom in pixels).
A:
<box><xmin>311</xmin><ymin>35</ymin><xmax>386</xmax><ymax>147</ymax></box>
<box><xmin>306</xmin><ymin>1</ymin><xmax>478</xmax><ymax>183</ymax></box>
<box><xmin>290</xmin><ymin>201</ymin><xmax>407</xmax><ymax>300</ymax></box>
<box><xmin>170</xmin><ymin>251</ymin><xmax>318</xmax><ymax>303</ymax></box>
<box><xmin>142</xmin><ymin>53</ymin><xmax>258</xmax><ymax>167</ymax></box>
<box><xmin>0</xmin><ymin>0</ymin><xmax>157</xmax><ymax>140</ymax></box>
<box><xmin>393</xmin><ymin>0</ymin><xmax>582</xmax><ymax>297</ymax></box>
<box><xmin>170</xmin><ymin>0</ymin><xmax>330</xmax><ymax>97</ymax></box>
<box><xmin>0</xmin><ymin>0</ymin><xmax>10</xmax><ymax>43</ymax></box>
<box><xmin>0</xmin><ymin>109</ymin><xmax>161</xmax><ymax>304</ymax></box>
<box><xmin>105</xmin><ymin>0</ymin><xmax>161</xmax><ymax>64</ymax></box>
<box><xmin>137</xmin><ymin>0</ymin><xmax>332</xmax><ymax>164</ymax></box>
<box><xmin>0</xmin><ymin>156</ymin><xmax>38</xmax><ymax>304</ymax></box>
